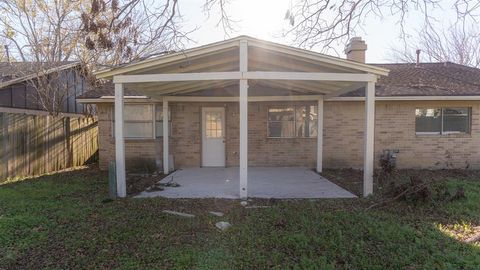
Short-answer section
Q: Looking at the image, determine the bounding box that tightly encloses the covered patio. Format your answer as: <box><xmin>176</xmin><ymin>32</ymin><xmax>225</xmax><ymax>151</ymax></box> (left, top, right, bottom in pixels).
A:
<box><xmin>94</xmin><ymin>36</ymin><xmax>389</xmax><ymax>198</ymax></box>
<box><xmin>136</xmin><ymin>167</ymin><xmax>356</xmax><ymax>199</ymax></box>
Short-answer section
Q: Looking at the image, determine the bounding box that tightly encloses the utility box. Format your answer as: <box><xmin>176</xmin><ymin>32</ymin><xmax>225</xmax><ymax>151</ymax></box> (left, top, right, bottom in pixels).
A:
<box><xmin>108</xmin><ymin>161</ymin><xmax>117</xmax><ymax>199</ymax></box>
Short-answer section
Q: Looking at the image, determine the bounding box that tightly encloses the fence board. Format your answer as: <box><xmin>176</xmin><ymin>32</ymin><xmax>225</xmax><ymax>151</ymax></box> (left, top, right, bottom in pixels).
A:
<box><xmin>0</xmin><ymin>112</ymin><xmax>98</xmax><ymax>181</ymax></box>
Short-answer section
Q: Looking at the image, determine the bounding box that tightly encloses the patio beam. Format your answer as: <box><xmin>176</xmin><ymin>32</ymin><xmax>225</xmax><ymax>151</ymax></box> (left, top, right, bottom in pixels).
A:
<box><xmin>113</xmin><ymin>72</ymin><xmax>241</xmax><ymax>83</ymax></box>
<box><xmin>239</xmin><ymin>39</ymin><xmax>248</xmax><ymax>199</ymax></box>
<box><xmin>163</xmin><ymin>99</ymin><xmax>169</xmax><ymax>175</ymax></box>
<box><xmin>163</xmin><ymin>95</ymin><xmax>325</xmax><ymax>102</ymax></box>
<box><xmin>244</xmin><ymin>71</ymin><xmax>377</xmax><ymax>82</ymax></box>
<box><xmin>114</xmin><ymin>83</ymin><xmax>126</xmax><ymax>198</ymax></box>
<box><xmin>317</xmin><ymin>97</ymin><xmax>324</xmax><ymax>173</ymax></box>
<box><xmin>363</xmin><ymin>81</ymin><xmax>375</xmax><ymax>197</ymax></box>
<box><xmin>113</xmin><ymin>71</ymin><xmax>377</xmax><ymax>84</ymax></box>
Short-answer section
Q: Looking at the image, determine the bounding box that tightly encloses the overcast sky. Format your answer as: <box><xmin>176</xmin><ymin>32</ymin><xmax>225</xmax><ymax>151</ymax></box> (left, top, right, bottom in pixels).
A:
<box><xmin>179</xmin><ymin>0</ymin><xmax>462</xmax><ymax>63</ymax></box>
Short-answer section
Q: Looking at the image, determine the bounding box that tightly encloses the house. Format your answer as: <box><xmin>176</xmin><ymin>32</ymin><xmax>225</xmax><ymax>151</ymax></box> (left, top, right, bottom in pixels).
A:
<box><xmin>77</xmin><ymin>36</ymin><xmax>480</xmax><ymax>198</ymax></box>
<box><xmin>0</xmin><ymin>61</ymin><xmax>87</xmax><ymax>114</ymax></box>
<box><xmin>0</xmin><ymin>62</ymin><xmax>98</xmax><ymax>180</ymax></box>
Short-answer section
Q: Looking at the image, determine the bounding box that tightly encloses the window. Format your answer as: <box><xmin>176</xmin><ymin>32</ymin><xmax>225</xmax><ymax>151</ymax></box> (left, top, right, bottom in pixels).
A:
<box><xmin>112</xmin><ymin>104</ymin><xmax>171</xmax><ymax>139</ymax></box>
<box><xmin>415</xmin><ymin>107</ymin><xmax>470</xmax><ymax>135</ymax></box>
<box><xmin>123</xmin><ymin>104</ymin><xmax>153</xmax><ymax>138</ymax></box>
<box><xmin>155</xmin><ymin>105</ymin><xmax>172</xmax><ymax>138</ymax></box>
<box><xmin>268</xmin><ymin>105</ymin><xmax>318</xmax><ymax>138</ymax></box>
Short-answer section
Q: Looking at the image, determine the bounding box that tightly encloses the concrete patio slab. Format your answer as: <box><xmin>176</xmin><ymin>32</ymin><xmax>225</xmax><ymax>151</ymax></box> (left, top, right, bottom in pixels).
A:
<box><xmin>135</xmin><ymin>167</ymin><xmax>357</xmax><ymax>199</ymax></box>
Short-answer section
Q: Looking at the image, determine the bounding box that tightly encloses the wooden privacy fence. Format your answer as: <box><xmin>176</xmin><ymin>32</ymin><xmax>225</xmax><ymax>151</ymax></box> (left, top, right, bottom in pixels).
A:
<box><xmin>0</xmin><ymin>112</ymin><xmax>98</xmax><ymax>181</ymax></box>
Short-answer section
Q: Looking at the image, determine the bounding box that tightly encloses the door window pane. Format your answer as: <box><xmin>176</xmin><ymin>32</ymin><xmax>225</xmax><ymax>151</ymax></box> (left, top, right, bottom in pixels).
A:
<box><xmin>205</xmin><ymin>112</ymin><xmax>223</xmax><ymax>138</ymax></box>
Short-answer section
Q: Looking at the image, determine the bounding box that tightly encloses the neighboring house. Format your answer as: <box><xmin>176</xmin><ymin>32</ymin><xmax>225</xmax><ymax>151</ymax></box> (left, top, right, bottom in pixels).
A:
<box><xmin>0</xmin><ymin>62</ymin><xmax>98</xmax><ymax>181</ymax></box>
<box><xmin>0</xmin><ymin>61</ymin><xmax>87</xmax><ymax>114</ymax></box>
<box><xmin>77</xmin><ymin>36</ymin><xmax>480</xmax><ymax>198</ymax></box>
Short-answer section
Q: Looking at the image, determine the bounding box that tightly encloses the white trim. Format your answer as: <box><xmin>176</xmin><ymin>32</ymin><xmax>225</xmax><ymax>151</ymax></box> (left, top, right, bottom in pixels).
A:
<box><xmin>114</xmin><ymin>83</ymin><xmax>127</xmax><ymax>198</ymax></box>
<box><xmin>113</xmin><ymin>72</ymin><xmax>241</xmax><ymax>83</ymax></box>
<box><xmin>244</xmin><ymin>71</ymin><xmax>377</xmax><ymax>82</ymax></box>
<box><xmin>166</xmin><ymin>95</ymin><xmax>324</xmax><ymax>102</ymax></box>
<box><xmin>112</xmin><ymin>71</ymin><xmax>376</xmax><ymax>84</ymax></box>
<box><xmin>163</xmin><ymin>100</ymin><xmax>169</xmax><ymax>174</ymax></box>
<box><xmin>317</xmin><ymin>97</ymin><xmax>324</xmax><ymax>173</ymax></box>
<box><xmin>363</xmin><ymin>81</ymin><xmax>375</xmax><ymax>197</ymax></box>
<box><xmin>239</xmin><ymin>39</ymin><xmax>248</xmax><ymax>199</ymax></box>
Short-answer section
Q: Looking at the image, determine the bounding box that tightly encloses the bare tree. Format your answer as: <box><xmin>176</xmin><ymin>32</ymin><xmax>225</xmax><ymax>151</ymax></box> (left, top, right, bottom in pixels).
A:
<box><xmin>0</xmin><ymin>0</ymin><xmax>191</xmax><ymax>115</ymax></box>
<box><xmin>80</xmin><ymin>0</ymin><xmax>192</xmax><ymax>67</ymax></box>
<box><xmin>390</xmin><ymin>24</ymin><xmax>480</xmax><ymax>67</ymax></box>
<box><xmin>281</xmin><ymin>0</ymin><xmax>480</xmax><ymax>54</ymax></box>
<box><xmin>0</xmin><ymin>0</ymin><xmax>89</xmax><ymax>115</ymax></box>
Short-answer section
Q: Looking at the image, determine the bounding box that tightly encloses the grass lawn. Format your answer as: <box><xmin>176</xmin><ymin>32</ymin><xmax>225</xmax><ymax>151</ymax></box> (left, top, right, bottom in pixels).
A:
<box><xmin>0</xmin><ymin>167</ymin><xmax>479</xmax><ymax>269</ymax></box>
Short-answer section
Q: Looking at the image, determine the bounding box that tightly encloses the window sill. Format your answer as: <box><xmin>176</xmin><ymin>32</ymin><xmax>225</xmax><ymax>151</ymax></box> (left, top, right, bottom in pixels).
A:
<box><xmin>415</xmin><ymin>132</ymin><xmax>471</xmax><ymax>138</ymax></box>
<box><xmin>267</xmin><ymin>137</ymin><xmax>317</xmax><ymax>139</ymax></box>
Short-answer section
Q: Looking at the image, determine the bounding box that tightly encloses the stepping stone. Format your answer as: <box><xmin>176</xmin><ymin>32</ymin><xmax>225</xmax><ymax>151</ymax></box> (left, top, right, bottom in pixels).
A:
<box><xmin>215</xmin><ymin>221</ymin><xmax>232</xmax><ymax>231</ymax></box>
<box><xmin>245</xmin><ymin>205</ymin><xmax>271</xmax><ymax>209</ymax></box>
<box><xmin>162</xmin><ymin>210</ymin><xmax>195</xmax><ymax>218</ymax></box>
<box><xmin>209</xmin><ymin>211</ymin><xmax>224</xmax><ymax>217</ymax></box>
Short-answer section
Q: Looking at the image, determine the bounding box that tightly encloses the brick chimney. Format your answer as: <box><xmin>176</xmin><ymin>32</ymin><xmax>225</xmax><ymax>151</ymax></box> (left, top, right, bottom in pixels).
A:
<box><xmin>344</xmin><ymin>37</ymin><xmax>367</xmax><ymax>63</ymax></box>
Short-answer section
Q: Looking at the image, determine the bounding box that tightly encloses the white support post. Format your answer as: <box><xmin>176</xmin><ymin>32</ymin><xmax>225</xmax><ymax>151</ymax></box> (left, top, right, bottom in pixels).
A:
<box><xmin>316</xmin><ymin>97</ymin><xmax>324</xmax><ymax>173</ymax></box>
<box><xmin>163</xmin><ymin>99</ymin><xmax>169</xmax><ymax>174</ymax></box>
<box><xmin>114</xmin><ymin>83</ymin><xmax>126</xmax><ymax>198</ymax></box>
<box><xmin>363</xmin><ymin>81</ymin><xmax>375</xmax><ymax>197</ymax></box>
<box><xmin>239</xmin><ymin>39</ymin><xmax>248</xmax><ymax>199</ymax></box>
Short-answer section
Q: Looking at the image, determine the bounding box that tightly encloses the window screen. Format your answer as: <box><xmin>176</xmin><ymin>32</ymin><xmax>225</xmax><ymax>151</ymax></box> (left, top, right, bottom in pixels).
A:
<box><xmin>268</xmin><ymin>105</ymin><xmax>318</xmax><ymax>138</ymax></box>
<box><xmin>415</xmin><ymin>107</ymin><xmax>470</xmax><ymax>134</ymax></box>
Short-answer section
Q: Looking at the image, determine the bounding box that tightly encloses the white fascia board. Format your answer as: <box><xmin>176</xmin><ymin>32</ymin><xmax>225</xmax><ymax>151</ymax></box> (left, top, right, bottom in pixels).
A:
<box><xmin>113</xmin><ymin>71</ymin><xmax>376</xmax><ymax>84</ymax></box>
<box><xmin>113</xmin><ymin>72</ymin><xmax>241</xmax><ymax>83</ymax></box>
<box><xmin>243</xmin><ymin>72</ymin><xmax>377</xmax><ymax>82</ymax></box>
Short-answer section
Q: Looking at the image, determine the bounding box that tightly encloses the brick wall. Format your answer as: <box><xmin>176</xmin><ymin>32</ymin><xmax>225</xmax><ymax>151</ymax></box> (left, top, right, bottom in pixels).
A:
<box><xmin>97</xmin><ymin>100</ymin><xmax>480</xmax><ymax>171</ymax></box>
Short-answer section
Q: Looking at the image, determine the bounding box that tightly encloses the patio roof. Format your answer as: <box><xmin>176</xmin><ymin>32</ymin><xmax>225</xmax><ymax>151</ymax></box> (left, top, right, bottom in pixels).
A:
<box><xmin>95</xmin><ymin>35</ymin><xmax>388</xmax><ymax>99</ymax></box>
<box><xmin>103</xmin><ymin>36</ymin><xmax>381</xmax><ymax>199</ymax></box>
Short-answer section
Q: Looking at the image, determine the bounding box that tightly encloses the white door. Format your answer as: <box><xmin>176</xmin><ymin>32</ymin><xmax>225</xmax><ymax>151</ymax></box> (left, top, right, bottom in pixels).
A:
<box><xmin>202</xmin><ymin>107</ymin><xmax>226</xmax><ymax>167</ymax></box>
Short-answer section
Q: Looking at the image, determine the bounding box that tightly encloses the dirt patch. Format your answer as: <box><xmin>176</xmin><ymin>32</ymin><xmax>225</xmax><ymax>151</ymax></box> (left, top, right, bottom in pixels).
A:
<box><xmin>321</xmin><ymin>169</ymin><xmax>364</xmax><ymax>196</ymax></box>
<box><xmin>126</xmin><ymin>173</ymin><xmax>167</xmax><ymax>195</ymax></box>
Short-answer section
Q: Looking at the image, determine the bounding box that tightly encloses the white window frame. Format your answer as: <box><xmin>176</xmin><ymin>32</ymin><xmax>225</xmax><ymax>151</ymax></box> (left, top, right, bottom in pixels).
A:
<box><xmin>415</xmin><ymin>107</ymin><xmax>471</xmax><ymax>135</ymax></box>
<box><xmin>111</xmin><ymin>103</ymin><xmax>171</xmax><ymax>139</ymax></box>
<box><xmin>267</xmin><ymin>104</ymin><xmax>318</xmax><ymax>138</ymax></box>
